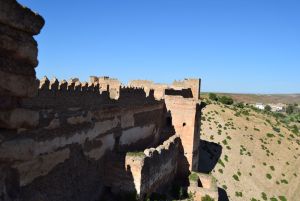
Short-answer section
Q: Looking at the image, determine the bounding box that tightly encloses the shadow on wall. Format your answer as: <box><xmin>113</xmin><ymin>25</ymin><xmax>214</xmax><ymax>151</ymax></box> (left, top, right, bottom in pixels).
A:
<box><xmin>165</xmin><ymin>88</ymin><xmax>193</xmax><ymax>98</ymax></box>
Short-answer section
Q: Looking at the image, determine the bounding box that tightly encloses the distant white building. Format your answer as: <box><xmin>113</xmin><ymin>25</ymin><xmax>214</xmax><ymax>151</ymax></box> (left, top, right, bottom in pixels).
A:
<box><xmin>269</xmin><ymin>103</ymin><xmax>285</xmax><ymax>112</ymax></box>
<box><xmin>254</xmin><ymin>103</ymin><xmax>285</xmax><ymax>112</ymax></box>
<box><xmin>255</xmin><ymin>103</ymin><xmax>265</xmax><ymax>110</ymax></box>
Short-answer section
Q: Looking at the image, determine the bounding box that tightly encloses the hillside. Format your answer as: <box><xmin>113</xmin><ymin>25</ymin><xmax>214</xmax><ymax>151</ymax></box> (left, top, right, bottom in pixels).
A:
<box><xmin>200</xmin><ymin>101</ymin><xmax>300</xmax><ymax>201</ymax></box>
<box><xmin>201</xmin><ymin>93</ymin><xmax>300</xmax><ymax>105</ymax></box>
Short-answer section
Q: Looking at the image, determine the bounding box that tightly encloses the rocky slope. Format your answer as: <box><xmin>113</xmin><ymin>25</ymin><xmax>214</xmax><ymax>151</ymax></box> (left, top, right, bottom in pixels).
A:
<box><xmin>200</xmin><ymin>101</ymin><xmax>300</xmax><ymax>201</ymax></box>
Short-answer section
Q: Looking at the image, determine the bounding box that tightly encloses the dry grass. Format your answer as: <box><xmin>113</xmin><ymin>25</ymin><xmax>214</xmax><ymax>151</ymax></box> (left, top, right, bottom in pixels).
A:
<box><xmin>200</xmin><ymin>102</ymin><xmax>300</xmax><ymax>201</ymax></box>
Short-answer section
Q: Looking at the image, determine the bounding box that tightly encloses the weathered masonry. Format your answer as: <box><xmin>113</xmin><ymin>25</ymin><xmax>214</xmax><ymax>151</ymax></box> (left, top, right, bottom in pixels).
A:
<box><xmin>0</xmin><ymin>1</ymin><xmax>218</xmax><ymax>200</ymax></box>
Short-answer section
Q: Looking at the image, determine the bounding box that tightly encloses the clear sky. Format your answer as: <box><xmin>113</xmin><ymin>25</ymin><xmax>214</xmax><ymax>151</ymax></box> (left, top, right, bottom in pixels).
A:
<box><xmin>19</xmin><ymin>0</ymin><xmax>300</xmax><ymax>93</ymax></box>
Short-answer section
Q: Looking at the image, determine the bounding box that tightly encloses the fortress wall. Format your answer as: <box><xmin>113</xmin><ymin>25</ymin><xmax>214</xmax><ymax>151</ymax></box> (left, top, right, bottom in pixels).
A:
<box><xmin>20</xmin><ymin>77</ymin><xmax>158</xmax><ymax>110</ymax></box>
<box><xmin>98</xmin><ymin>76</ymin><xmax>121</xmax><ymax>99</ymax></box>
<box><xmin>0</xmin><ymin>1</ymin><xmax>203</xmax><ymax>200</ymax></box>
<box><xmin>164</xmin><ymin>95</ymin><xmax>201</xmax><ymax>171</ymax></box>
<box><xmin>0</xmin><ymin>74</ymin><xmax>166</xmax><ymax>200</ymax></box>
<box><xmin>125</xmin><ymin>135</ymin><xmax>181</xmax><ymax>197</ymax></box>
<box><xmin>0</xmin><ymin>99</ymin><xmax>165</xmax><ymax>187</ymax></box>
<box><xmin>128</xmin><ymin>79</ymin><xmax>202</xmax><ymax>171</ymax></box>
<box><xmin>172</xmin><ymin>78</ymin><xmax>201</xmax><ymax>100</ymax></box>
<box><xmin>129</xmin><ymin>79</ymin><xmax>200</xmax><ymax>100</ymax></box>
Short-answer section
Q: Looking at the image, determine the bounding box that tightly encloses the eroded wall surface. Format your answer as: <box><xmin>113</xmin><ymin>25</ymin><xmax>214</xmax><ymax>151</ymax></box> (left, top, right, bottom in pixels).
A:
<box><xmin>125</xmin><ymin>135</ymin><xmax>181</xmax><ymax>197</ymax></box>
<box><xmin>0</xmin><ymin>78</ymin><xmax>166</xmax><ymax>200</ymax></box>
<box><xmin>0</xmin><ymin>1</ymin><xmax>203</xmax><ymax>200</ymax></box>
<box><xmin>164</xmin><ymin>95</ymin><xmax>201</xmax><ymax>171</ymax></box>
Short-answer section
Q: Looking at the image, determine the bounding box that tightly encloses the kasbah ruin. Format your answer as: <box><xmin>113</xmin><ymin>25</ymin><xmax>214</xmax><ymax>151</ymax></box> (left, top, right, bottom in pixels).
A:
<box><xmin>0</xmin><ymin>1</ymin><xmax>219</xmax><ymax>201</ymax></box>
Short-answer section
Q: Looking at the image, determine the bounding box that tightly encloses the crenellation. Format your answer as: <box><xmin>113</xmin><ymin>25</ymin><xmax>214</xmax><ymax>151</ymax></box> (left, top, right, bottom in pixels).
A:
<box><xmin>49</xmin><ymin>77</ymin><xmax>59</xmax><ymax>91</ymax></box>
<box><xmin>39</xmin><ymin>76</ymin><xmax>50</xmax><ymax>90</ymax></box>
<box><xmin>58</xmin><ymin>79</ymin><xmax>67</xmax><ymax>91</ymax></box>
<box><xmin>74</xmin><ymin>80</ymin><xmax>82</xmax><ymax>91</ymax></box>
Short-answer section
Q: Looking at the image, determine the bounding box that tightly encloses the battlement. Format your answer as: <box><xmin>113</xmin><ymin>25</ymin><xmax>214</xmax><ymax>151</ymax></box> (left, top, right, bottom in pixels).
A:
<box><xmin>143</xmin><ymin>134</ymin><xmax>180</xmax><ymax>157</ymax></box>
<box><xmin>39</xmin><ymin>76</ymin><xmax>100</xmax><ymax>93</ymax></box>
<box><xmin>129</xmin><ymin>78</ymin><xmax>201</xmax><ymax>100</ymax></box>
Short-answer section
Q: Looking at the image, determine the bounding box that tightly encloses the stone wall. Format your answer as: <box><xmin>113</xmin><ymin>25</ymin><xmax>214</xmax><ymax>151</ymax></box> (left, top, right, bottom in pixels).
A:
<box><xmin>188</xmin><ymin>172</ymin><xmax>219</xmax><ymax>201</ymax></box>
<box><xmin>0</xmin><ymin>0</ymin><xmax>44</xmax><ymax>101</ymax></box>
<box><xmin>172</xmin><ymin>78</ymin><xmax>201</xmax><ymax>100</ymax></box>
<box><xmin>0</xmin><ymin>1</ymin><xmax>204</xmax><ymax>200</ymax></box>
<box><xmin>129</xmin><ymin>78</ymin><xmax>201</xmax><ymax>101</ymax></box>
<box><xmin>125</xmin><ymin>135</ymin><xmax>181</xmax><ymax>197</ymax></box>
<box><xmin>0</xmin><ymin>82</ymin><xmax>166</xmax><ymax>199</ymax></box>
<box><xmin>164</xmin><ymin>95</ymin><xmax>201</xmax><ymax>171</ymax></box>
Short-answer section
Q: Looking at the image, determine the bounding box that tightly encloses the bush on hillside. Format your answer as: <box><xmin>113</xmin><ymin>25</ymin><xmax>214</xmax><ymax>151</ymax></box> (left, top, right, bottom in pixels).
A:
<box><xmin>209</xmin><ymin>93</ymin><xmax>218</xmax><ymax>101</ymax></box>
<box><xmin>264</xmin><ymin>105</ymin><xmax>271</xmax><ymax>112</ymax></box>
<box><xmin>286</xmin><ymin>105</ymin><xmax>294</xmax><ymax>114</ymax></box>
<box><xmin>235</xmin><ymin>102</ymin><xmax>244</xmax><ymax>108</ymax></box>
<box><xmin>202</xmin><ymin>195</ymin><xmax>215</xmax><ymax>201</ymax></box>
<box><xmin>218</xmin><ymin>96</ymin><xmax>234</xmax><ymax>105</ymax></box>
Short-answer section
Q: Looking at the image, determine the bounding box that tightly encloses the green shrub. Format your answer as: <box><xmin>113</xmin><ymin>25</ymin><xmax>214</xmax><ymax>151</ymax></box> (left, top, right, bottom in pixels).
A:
<box><xmin>219</xmin><ymin>96</ymin><xmax>234</xmax><ymax>105</ymax></box>
<box><xmin>273</xmin><ymin>127</ymin><xmax>281</xmax><ymax>133</ymax></box>
<box><xmin>235</xmin><ymin>102</ymin><xmax>244</xmax><ymax>108</ymax></box>
<box><xmin>189</xmin><ymin>172</ymin><xmax>199</xmax><ymax>182</ymax></box>
<box><xmin>266</xmin><ymin>173</ymin><xmax>272</xmax><ymax>179</ymax></box>
<box><xmin>261</xmin><ymin>192</ymin><xmax>267</xmax><ymax>200</ymax></box>
<box><xmin>292</xmin><ymin>125</ymin><xmax>299</xmax><ymax>135</ymax></box>
<box><xmin>267</xmin><ymin>133</ymin><xmax>275</xmax><ymax>138</ymax></box>
<box><xmin>235</xmin><ymin>192</ymin><xmax>243</xmax><ymax>197</ymax></box>
<box><xmin>265</xmin><ymin>105</ymin><xmax>271</xmax><ymax>112</ymax></box>
<box><xmin>286</xmin><ymin>105</ymin><xmax>294</xmax><ymax>114</ymax></box>
<box><xmin>218</xmin><ymin>159</ymin><xmax>225</xmax><ymax>168</ymax></box>
<box><xmin>278</xmin><ymin>196</ymin><xmax>287</xmax><ymax>201</ymax></box>
<box><xmin>201</xmin><ymin>195</ymin><xmax>215</xmax><ymax>201</ymax></box>
<box><xmin>224</xmin><ymin>155</ymin><xmax>229</xmax><ymax>162</ymax></box>
<box><xmin>127</xmin><ymin>151</ymin><xmax>145</xmax><ymax>157</ymax></box>
<box><xmin>209</xmin><ymin>93</ymin><xmax>218</xmax><ymax>101</ymax></box>
<box><xmin>222</xmin><ymin>139</ymin><xmax>228</xmax><ymax>145</ymax></box>
<box><xmin>233</xmin><ymin>174</ymin><xmax>239</xmax><ymax>181</ymax></box>
<box><xmin>237</xmin><ymin>171</ymin><xmax>241</xmax><ymax>176</ymax></box>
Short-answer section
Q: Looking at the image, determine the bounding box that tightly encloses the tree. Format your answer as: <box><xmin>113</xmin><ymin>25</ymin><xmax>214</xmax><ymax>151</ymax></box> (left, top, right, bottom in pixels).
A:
<box><xmin>286</xmin><ymin>105</ymin><xmax>294</xmax><ymax>115</ymax></box>
<box><xmin>218</xmin><ymin>96</ymin><xmax>234</xmax><ymax>105</ymax></box>
<box><xmin>235</xmin><ymin>102</ymin><xmax>244</xmax><ymax>108</ymax></box>
<box><xmin>264</xmin><ymin>105</ymin><xmax>271</xmax><ymax>112</ymax></box>
<box><xmin>292</xmin><ymin>125</ymin><xmax>299</xmax><ymax>134</ymax></box>
<box><xmin>208</xmin><ymin>93</ymin><xmax>218</xmax><ymax>101</ymax></box>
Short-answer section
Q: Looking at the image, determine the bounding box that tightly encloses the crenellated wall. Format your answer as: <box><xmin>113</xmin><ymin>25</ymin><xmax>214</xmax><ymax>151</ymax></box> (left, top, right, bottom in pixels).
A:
<box><xmin>0</xmin><ymin>1</ymin><xmax>204</xmax><ymax>200</ymax></box>
<box><xmin>129</xmin><ymin>79</ymin><xmax>202</xmax><ymax>171</ymax></box>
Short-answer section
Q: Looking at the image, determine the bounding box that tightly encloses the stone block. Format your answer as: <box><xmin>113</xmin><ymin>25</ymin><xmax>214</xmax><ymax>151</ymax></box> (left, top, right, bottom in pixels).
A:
<box><xmin>0</xmin><ymin>0</ymin><xmax>44</xmax><ymax>35</ymax></box>
<box><xmin>0</xmin><ymin>70</ymin><xmax>38</xmax><ymax>97</ymax></box>
<box><xmin>0</xmin><ymin>24</ymin><xmax>38</xmax><ymax>66</ymax></box>
<box><xmin>0</xmin><ymin>108</ymin><xmax>39</xmax><ymax>129</ymax></box>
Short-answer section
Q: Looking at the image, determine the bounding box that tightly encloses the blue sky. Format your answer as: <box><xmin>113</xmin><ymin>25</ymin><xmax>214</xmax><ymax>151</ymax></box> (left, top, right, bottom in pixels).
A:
<box><xmin>19</xmin><ymin>0</ymin><xmax>300</xmax><ymax>93</ymax></box>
